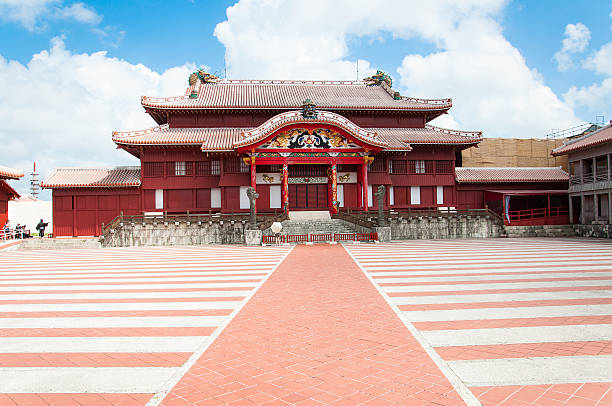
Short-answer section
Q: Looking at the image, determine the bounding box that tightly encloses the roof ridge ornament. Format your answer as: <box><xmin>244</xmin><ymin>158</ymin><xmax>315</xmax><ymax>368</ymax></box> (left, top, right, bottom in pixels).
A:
<box><xmin>364</xmin><ymin>70</ymin><xmax>393</xmax><ymax>88</ymax></box>
<box><xmin>188</xmin><ymin>69</ymin><xmax>220</xmax><ymax>98</ymax></box>
<box><xmin>301</xmin><ymin>98</ymin><xmax>317</xmax><ymax>119</ymax></box>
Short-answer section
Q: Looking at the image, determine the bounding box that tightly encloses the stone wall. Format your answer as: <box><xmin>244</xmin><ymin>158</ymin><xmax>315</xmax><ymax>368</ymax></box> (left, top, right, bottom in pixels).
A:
<box><xmin>504</xmin><ymin>225</ymin><xmax>576</xmax><ymax>238</ymax></box>
<box><xmin>101</xmin><ymin>219</ymin><xmax>249</xmax><ymax>247</ymax></box>
<box><xmin>389</xmin><ymin>215</ymin><xmax>503</xmax><ymax>240</ymax></box>
<box><xmin>575</xmin><ymin>224</ymin><xmax>612</xmax><ymax>239</ymax></box>
<box><xmin>18</xmin><ymin>238</ymin><xmax>102</xmax><ymax>250</ymax></box>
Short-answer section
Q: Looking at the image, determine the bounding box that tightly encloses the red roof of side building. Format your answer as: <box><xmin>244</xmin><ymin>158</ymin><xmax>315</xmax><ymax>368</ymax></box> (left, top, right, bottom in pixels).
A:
<box><xmin>0</xmin><ymin>165</ymin><xmax>24</xmax><ymax>180</ymax></box>
<box><xmin>455</xmin><ymin>167</ymin><xmax>569</xmax><ymax>183</ymax></box>
<box><xmin>0</xmin><ymin>180</ymin><xmax>20</xmax><ymax>199</ymax></box>
<box><xmin>141</xmin><ymin>80</ymin><xmax>452</xmax><ymax>112</ymax></box>
<box><xmin>551</xmin><ymin>123</ymin><xmax>612</xmax><ymax>156</ymax></box>
<box><xmin>376</xmin><ymin>126</ymin><xmax>481</xmax><ymax>147</ymax></box>
<box><xmin>113</xmin><ymin>124</ymin><xmax>481</xmax><ymax>152</ymax></box>
<box><xmin>41</xmin><ymin>167</ymin><xmax>141</xmax><ymax>189</ymax></box>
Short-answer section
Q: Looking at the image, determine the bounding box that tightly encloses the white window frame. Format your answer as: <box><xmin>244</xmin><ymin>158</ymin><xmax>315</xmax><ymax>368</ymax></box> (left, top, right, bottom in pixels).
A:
<box><xmin>337</xmin><ymin>184</ymin><xmax>345</xmax><ymax>207</ymax></box>
<box><xmin>155</xmin><ymin>189</ymin><xmax>164</xmax><ymax>209</ymax></box>
<box><xmin>175</xmin><ymin>161</ymin><xmax>186</xmax><ymax>176</ymax></box>
<box><xmin>436</xmin><ymin>186</ymin><xmax>444</xmax><ymax>205</ymax></box>
<box><xmin>211</xmin><ymin>160</ymin><xmax>220</xmax><ymax>176</ymax></box>
<box><xmin>240</xmin><ymin>159</ymin><xmax>250</xmax><ymax>173</ymax></box>
<box><xmin>210</xmin><ymin>188</ymin><xmax>221</xmax><ymax>208</ymax></box>
<box><xmin>367</xmin><ymin>185</ymin><xmax>373</xmax><ymax>207</ymax></box>
<box><xmin>239</xmin><ymin>186</ymin><xmax>250</xmax><ymax>209</ymax></box>
<box><xmin>389</xmin><ymin>186</ymin><xmax>394</xmax><ymax>205</ymax></box>
<box><xmin>410</xmin><ymin>186</ymin><xmax>421</xmax><ymax>205</ymax></box>
<box><xmin>269</xmin><ymin>185</ymin><xmax>281</xmax><ymax>208</ymax></box>
<box><xmin>415</xmin><ymin>160</ymin><xmax>425</xmax><ymax>174</ymax></box>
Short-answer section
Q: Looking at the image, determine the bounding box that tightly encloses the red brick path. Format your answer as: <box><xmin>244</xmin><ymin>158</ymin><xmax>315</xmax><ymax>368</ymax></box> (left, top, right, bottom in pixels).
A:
<box><xmin>161</xmin><ymin>244</ymin><xmax>465</xmax><ymax>405</ymax></box>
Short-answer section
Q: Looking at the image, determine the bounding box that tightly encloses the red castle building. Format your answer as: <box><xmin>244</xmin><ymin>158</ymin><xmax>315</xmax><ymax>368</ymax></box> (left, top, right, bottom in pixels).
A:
<box><xmin>0</xmin><ymin>165</ymin><xmax>23</xmax><ymax>228</ymax></box>
<box><xmin>42</xmin><ymin>70</ymin><xmax>569</xmax><ymax>236</ymax></box>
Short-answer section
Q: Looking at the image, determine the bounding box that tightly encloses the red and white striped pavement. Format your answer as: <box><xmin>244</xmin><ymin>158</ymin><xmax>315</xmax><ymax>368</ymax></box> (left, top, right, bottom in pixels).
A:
<box><xmin>345</xmin><ymin>238</ymin><xmax>612</xmax><ymax>405</ymax></box>
<box><xmin>0</xmin><ymin>245</ymin><xmax>291</xmax><ymax>405</ymax></box>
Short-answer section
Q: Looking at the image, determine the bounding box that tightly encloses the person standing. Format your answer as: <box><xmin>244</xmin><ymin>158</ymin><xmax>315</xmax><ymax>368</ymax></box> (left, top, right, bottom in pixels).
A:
<box><xmin>36</xmin><ymin>219</ymin><xmax>48</xmax><ymax>238</ymax></box>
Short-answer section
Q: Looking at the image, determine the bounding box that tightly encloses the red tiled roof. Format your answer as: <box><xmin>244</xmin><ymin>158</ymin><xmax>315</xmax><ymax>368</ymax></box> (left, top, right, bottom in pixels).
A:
<box><xmin>141</xmin><ymin>80</ymin><xmax>452</xmax><ymax>112</ymax></box>
<box><xmin>41</xmin><ymin>167</ymin><xmax>141</xmax><ymax>189</ymax></box>
<box><xmin>113</xmin><ymin>125</ymin><xmax>245</xmax><ymax>150</ymax></box>
<box><xmin>375</xmin><ymin>126</ymin><xmax>482</xmax><ymax>149</ymax></box>
<box><xmin>0</xmin><ymin>165</ymin><xmax>24</xmax><ymax>180</ymax></box>
<box><xmin>455</xmin><ymin>167</ymin><xmax>569</xmax><ymax>183</ymax></box>
<box><xmin>113</xmin><ymin>124</ymin><xmax>480</xmax><ymax>152</ymax></box>
<box><xmin>552</xmin><ymin>124</ymin><xmax>612</xmax><ymax>156</ymax></box>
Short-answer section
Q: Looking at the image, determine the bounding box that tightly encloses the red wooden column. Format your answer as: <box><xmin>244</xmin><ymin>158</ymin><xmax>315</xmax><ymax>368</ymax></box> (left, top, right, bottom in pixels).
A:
<box><xmin>282</xmin><ymin>162</ymin><xmax>289</xmax><ymax>214</ymax></box>
<box><xmin>362</xmin><ymin>157</ymin><xmax>370</xmax><ymax>211</ymax></box>
<box><xmin>330</xmin><ymin>162</ymin><xmax>338</xmax><ymax>214</ymax></box>
<box><xmin>250</xmin><ymin>156</ymin><xmax>257</xmax><ymax>213</ymax></box>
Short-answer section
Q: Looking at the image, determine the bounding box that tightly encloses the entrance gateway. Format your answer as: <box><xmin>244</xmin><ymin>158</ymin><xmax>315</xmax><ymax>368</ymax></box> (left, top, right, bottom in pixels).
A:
<box><xmin>237</xmin><ymin>109</ymin><xmax>387</xmax><ymax>215</ymax></box>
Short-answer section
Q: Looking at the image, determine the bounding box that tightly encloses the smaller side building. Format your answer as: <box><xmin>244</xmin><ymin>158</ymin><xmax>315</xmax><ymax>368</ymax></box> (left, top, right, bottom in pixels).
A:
<box><xmin>455</xmin><ymin>167</ymin><xmax>569</xmax><ymax>226</ymax></box>
<box><xmin>0</xmin><ymin>165</ymin><xmax>24</xmax><ymax>228</ymax></box>
<box><xmin>552</xmin><ymin>122</ymin><xmax>612</xmax><ymax>227</ymax></box>
<box><xmin>41</xmin><ymin>167</ymin><xmax>141</xmax><ymax>237</ymax></box>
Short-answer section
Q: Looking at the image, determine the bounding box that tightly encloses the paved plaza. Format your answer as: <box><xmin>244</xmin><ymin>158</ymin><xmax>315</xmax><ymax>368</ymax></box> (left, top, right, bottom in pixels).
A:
<box><xmin>0</xmin><ymin>239</ymin><xmax>610</xmax><ymax>405</ymax></box>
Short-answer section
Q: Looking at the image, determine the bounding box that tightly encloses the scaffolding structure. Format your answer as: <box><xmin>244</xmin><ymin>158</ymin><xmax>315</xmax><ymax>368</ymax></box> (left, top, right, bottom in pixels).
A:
<box><xmin>545</xmin><ymin>122</ymin><xmax>602</xmax><ymax>167</ymax></box>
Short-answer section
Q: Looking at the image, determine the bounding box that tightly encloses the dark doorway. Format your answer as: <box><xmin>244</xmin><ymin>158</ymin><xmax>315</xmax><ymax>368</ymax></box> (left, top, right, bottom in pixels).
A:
<box><xmin>289</xmin><ymin>184</ymin><xmax>328</xmax><ymax>210</ymax></box>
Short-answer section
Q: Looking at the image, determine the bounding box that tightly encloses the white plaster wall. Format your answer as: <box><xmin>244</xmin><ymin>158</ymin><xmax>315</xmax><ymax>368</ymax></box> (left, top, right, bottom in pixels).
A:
<box><xmin>8</xmin><ymin>200</ymin><xmax>53</xmax><ymax>233</ymax></box>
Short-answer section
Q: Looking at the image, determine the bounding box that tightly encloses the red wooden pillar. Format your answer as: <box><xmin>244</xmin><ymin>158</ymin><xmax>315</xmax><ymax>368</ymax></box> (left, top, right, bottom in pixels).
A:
<box><xmin>330</xmin><ymin>162</ymin><xmax>338</xmax><ymax>214</ymax></box>
<box><xmin>282</xmin><ymin>163</ymin><xmax>289</xmax><ymax>214</ymax></box>
<box><xmin>362</xmin><ymin>159</ymin><xmax>369</xmax><ymax>211</ymax></box>
<box><xmin>249</xmin><ymin>156</ymin><xmax>257</xmax><ymax>213</ymax></box>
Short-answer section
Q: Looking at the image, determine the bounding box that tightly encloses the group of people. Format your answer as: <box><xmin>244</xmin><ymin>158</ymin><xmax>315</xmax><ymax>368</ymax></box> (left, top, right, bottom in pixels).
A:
<box><xmin>2</xmin><ymin>219</ymin><xmax>48</xmax><ymax>239</ymax></box>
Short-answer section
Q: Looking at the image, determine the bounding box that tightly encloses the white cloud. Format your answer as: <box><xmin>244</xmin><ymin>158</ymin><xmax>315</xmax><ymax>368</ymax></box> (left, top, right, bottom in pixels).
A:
<box><xmin>215</xmin><ymin>0</ymin><xmax>582</xmax><ymax>138</ymax></box>
<box><xmin>584</xmin><ymin>41</ymin><xmax>612</xmax><ymax>76</ymax></box>
<box><xmin>564</xmin><ymin>40</ymin><xmax>612</xmax><ymax>123</ymax></box>
<box><xmin>92</xmin><ymin>25</ymin><xmax>126</xmax><ymax>48</ymax></box>
<box><xmin>54</xmin><ymin>2</ymin><xmax>101</xmax><ymax>24</ymax></box>
<box><xmin>554</xmin><ymin>23</ymin><xmax>591</xmax><ymax>71</ymax></box>
<box><xmin>0</xmin><ymin>0</ymin><xmax>101</xmax><ymax>30</ymax></box>
<box><xmin>0</xmin><ymin>37</ymin><xmax>195</xmax><ymax>197</ymax></box>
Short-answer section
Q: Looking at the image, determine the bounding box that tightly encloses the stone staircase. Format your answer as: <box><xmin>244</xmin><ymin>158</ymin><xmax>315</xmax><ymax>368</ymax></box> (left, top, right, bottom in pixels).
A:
<box><xmin>262</xmin><ymin>211</ymin><xmax>370</xmax><ymax>237</ymax></box>
<box><xmin>269</xmin><ymin>219</ymin><xmax>363</xmax><ymax>236</ymax></box>
<box><xmin>504</xmin><ymin>225</ymin><xmax>576</xmax><ymax>238</ymax></box>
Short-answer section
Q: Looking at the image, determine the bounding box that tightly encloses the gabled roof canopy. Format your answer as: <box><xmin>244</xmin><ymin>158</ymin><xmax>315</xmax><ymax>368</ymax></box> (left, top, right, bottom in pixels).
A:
<box><xmin>233</xmin><ymin>110</ymin><xmax>389</xmax><ymax>152</ymax></box>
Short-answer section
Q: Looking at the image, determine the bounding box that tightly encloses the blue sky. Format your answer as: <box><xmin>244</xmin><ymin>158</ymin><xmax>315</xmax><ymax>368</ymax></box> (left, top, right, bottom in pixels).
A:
<box><xmin>0</xmin><ymin>1</ymin><xmax>609</xmax><ymax>103</ymax></box>
<box><xmin>0</xmin><ymin>0</ymin><xmax>611</xmax><ymax>198</ymax></box>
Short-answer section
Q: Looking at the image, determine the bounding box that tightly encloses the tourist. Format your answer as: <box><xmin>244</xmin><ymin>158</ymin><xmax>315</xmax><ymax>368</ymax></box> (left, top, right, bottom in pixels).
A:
<box><xmin>36</xmin><ymin>219</ymin><xmax>48</xmax><ymax>238</ymax></box>
<box><xmin>3</xmin><ymin>221</ymin><xmax>11</xmax><ymax>239</ymax></box>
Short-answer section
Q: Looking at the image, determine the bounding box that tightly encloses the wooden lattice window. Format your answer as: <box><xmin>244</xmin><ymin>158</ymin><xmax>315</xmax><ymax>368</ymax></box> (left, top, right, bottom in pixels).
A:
<box><xmin>196</xmin><ymin>161</ymin><xmax>210</xmax><ymax>176</ymax></box>
<box><xmin>143</xmin><ymin>162</ymin><xmax>164</xmax><ymax>177</ymax></box>
<box><xmin>435</xmin><ymin>160</ymin><xmax>454</xmax><ymax>174</ymax></box>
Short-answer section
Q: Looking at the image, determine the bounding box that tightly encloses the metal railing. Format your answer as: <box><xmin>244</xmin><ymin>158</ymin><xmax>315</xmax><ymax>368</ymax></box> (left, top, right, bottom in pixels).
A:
<box><xmin>262</xmin><ymin>232</ymin><xmax>378</xmax><ymax>244</ymax></box>
<box><xmin>339</xmin><ymin>207</ymin><xmax>502</xmax><ymax>221</ymax></box>
<box><xmin>506</xmin><ymin>207</ymin><xmax>569</xmax><ymax>226</ymax></box>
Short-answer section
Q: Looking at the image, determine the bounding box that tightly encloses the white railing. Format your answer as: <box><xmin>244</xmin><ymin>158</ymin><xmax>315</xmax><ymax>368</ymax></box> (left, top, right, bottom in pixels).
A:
<box><xmin>1</xmin><ymin>228</ymin><xmax>31</xmax><ymax>242</ymax></box>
